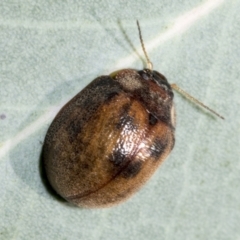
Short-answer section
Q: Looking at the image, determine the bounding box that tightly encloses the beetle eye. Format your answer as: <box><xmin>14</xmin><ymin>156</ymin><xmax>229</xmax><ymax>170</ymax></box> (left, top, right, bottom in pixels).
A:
<box><xmin>142</xmin><ymin>72</ymin><xmax>149</xmax><ymax>80</ymax></box>
<box><xmin>152</xmin><ymin>71</ymin><xmax>168</xmax><ymax>83</ymax></box>
<box><xmin>152</xmin><ymin>71</ymin><xmax>172</xmax><ymax>91</ymax></box>
<box><xmin>138</xmin><ymin>69</ymin><xmax>153</xmax><ymax>80</ymax></box>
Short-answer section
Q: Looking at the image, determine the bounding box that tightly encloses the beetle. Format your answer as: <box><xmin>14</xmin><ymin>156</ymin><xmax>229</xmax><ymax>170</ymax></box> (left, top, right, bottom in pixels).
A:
<box><xmin>43</xmin><ymin>21</ymin><xmax>223</xmax><ymax>208</ymax></box>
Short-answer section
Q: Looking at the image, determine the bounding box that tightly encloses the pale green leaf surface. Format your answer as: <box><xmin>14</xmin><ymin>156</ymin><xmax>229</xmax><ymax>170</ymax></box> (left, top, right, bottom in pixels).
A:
<box><xmin>0</xmin><ymin>0</ymin><xmax>239</xmax><ymax>239</ymax></box>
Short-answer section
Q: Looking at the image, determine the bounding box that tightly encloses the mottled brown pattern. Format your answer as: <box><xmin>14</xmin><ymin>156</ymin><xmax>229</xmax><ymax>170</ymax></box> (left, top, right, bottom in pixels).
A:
<box><xmin>43</xmin><ymin>69</ymin><xmax>175</xmax><ymax>208</ymax></box>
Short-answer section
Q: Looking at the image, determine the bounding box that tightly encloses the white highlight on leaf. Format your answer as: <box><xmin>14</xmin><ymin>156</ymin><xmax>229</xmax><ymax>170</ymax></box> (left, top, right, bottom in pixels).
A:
<box><xmin>114</xmin><ymin>0</ymin><xmax>225</xmax><ymax>69</ymax></box>
<box><xmin>0</xmin><ymin>105</ymin><xmax>61</xmax><ymax>159</ymax></box>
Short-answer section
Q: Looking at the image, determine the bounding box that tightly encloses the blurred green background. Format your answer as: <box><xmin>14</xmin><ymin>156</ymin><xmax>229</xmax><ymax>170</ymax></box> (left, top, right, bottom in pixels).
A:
<box><xmin>0</xmin><ymin>0</ymin><xmax>239</xmax><ymax>239</ymax></box>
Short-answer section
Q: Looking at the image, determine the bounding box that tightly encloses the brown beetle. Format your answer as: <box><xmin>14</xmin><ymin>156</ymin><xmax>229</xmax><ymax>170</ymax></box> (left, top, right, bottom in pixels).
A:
<box><xmin>43</xmin><ymin>21</ymin><xmax>223</xmax><ymax>208</ymax></box>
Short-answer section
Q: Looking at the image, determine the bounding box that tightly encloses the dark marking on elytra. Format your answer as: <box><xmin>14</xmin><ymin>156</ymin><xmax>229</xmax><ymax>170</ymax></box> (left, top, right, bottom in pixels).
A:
<box><xmin>89</xmin><ymin>75</ymin><xmax>116</xmax><ymax>88</ymax></box>
<box><xmin>115</xmin><ymin>103</ymin><xmax>132</xmax><ymax>129</ymax></box>
<box><xmin>106</xmin><ymin>91</ymin><xmax>119</xmax><ymax>101</ymax></box>
<box><xmin>149</xmin><ymin>137</ymin><xmax>168</xmax><ymax>160</ymax></box>
<box><xmin>80</xmin><ymin>77</ymin><xmax>122</xmax><ymax>108</ymax></box>
<box><xmin>147</xmin><ymin>104</ymin><xmax>174</xmax><ymax>128</ymax></box>
<box><xmin>109</xmin><ymin>149</ymin><xmax>128</xmax><ymax>167</ymax></box>
<box><xmin>120</xmin><ymin>102</ymin><xmax>131</xmax><ymax>115</ymax></box>
<box><xmin>121</xmin><ymin>160</ymin><xmax>143</xmax><ymax>178</ymax></box>
<box><xmin>149</xmin><ymin>113</ymin><xmax>158</xmax><ymax>125</ymax></box>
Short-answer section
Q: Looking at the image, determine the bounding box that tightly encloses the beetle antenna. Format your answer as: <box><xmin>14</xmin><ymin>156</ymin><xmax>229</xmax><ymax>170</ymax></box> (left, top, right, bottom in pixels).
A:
<box><xmin>137</xmin><ymin>20</ymin><xmax>153</xmax><ymax>71</ymax></box>
<box><xmin>171</xmin><ymin>83</ymin><xmax>224</xmax><ymax>120</ymax></box>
